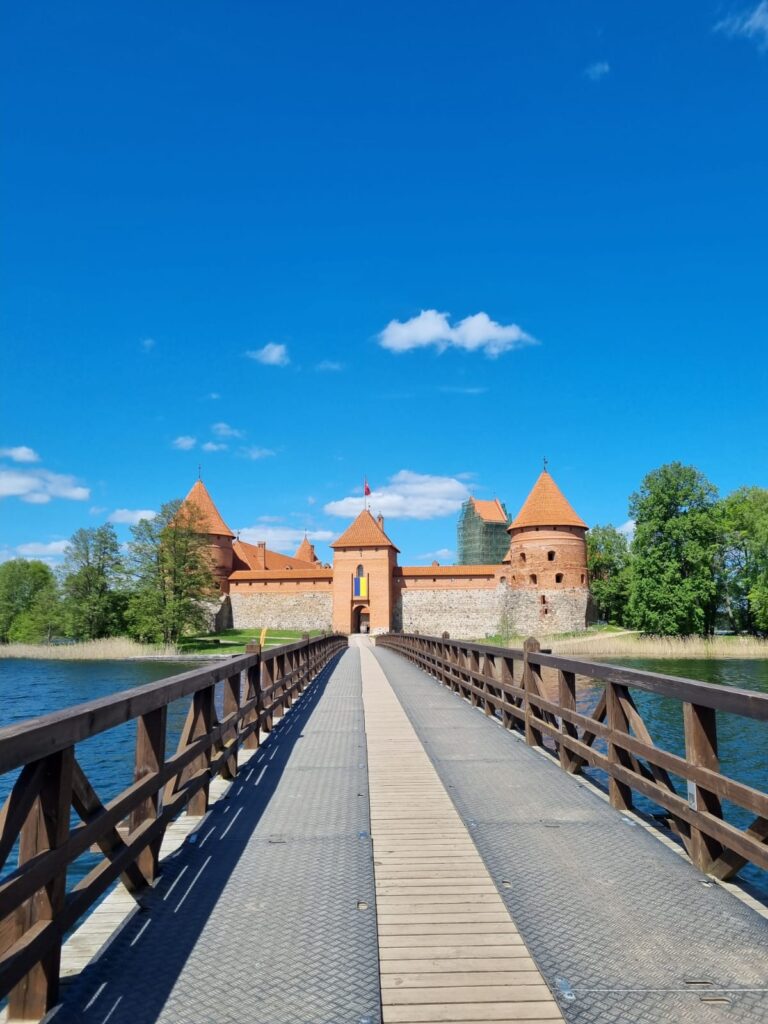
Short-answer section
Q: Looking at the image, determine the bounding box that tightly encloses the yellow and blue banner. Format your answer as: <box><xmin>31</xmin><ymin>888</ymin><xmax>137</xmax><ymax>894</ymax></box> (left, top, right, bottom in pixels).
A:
<box><xmin>353</xmin><ymin>575</ymin><xmax>368</xmax><ymax>599</ymax></box>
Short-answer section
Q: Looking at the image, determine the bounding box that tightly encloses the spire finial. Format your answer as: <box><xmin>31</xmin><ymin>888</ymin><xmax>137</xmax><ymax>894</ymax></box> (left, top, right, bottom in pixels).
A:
<box><xmin>198</xmin><ymin>464</ymin><xmax>202</xmax><ymax>481</ymax></box>
<box><xmin>543</xmin><ymin>456</ymin><xmax>548</xmax><ymax>472</ymax></box>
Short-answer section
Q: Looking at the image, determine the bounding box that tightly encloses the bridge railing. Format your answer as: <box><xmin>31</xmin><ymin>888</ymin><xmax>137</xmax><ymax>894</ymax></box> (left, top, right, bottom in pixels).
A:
<box><xmin>0</xmin><ymin>633</ymin><xmax>346</xmax><ymax>1020</ymax></box>
<box><xmin>377</xmin><ymin>631</ymin><xmax>768</xmax><ymax>886</ymax></box>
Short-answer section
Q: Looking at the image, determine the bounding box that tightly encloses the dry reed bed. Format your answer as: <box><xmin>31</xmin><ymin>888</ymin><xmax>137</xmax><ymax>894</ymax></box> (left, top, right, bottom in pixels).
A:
<box><xmin>0</xmin><ymin>638</ymin><xmax>180</xmax><ymax>660</ymax></box>
<box><xmin>549</xmin><ymin>633</ymin><xmax>768</xmax><ymax>660</ymax></box>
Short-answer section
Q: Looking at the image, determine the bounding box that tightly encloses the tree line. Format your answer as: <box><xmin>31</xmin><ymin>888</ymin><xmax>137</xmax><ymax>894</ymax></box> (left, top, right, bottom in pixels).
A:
<box><xmin>0</xmin><ymin>500</ymin><xmax>218</xmax><ymax>646</ymax></box>
<box><xmin>587</xmin><ymin>462</ymin><xmax>768</xmax><ymax>635</ymax></box>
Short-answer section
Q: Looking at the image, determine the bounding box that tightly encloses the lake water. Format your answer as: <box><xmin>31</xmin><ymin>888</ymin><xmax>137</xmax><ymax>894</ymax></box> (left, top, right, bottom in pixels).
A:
<box><xmin>0</xmin><ymin>656</ymin><xmax>765</xmax><ymax>898</ymax></box>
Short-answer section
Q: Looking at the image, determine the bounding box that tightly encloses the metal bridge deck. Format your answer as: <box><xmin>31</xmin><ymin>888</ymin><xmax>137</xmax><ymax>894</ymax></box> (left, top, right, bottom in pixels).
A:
<box><xmin>49</xmin><ymin>643</ymin><xmax>767</xmax><ymax>1024</ymax></box>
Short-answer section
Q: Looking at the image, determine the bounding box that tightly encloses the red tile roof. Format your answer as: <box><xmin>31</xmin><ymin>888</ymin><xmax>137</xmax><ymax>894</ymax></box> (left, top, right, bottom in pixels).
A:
<box><xmin>397</xmin><ymin>565</ymin><xmax>499</xmax><ymax>577</ymax></box>
<box><xmin>510</xmin><ymin>471</ymin><xmax>587</xmax><ymax>530</ymax></box>
<box><xmin>229</xmin><ymin>568</ymin><xmax>333</xmax><ymax>581</ymax></box>
<box><xmin>331</xmin><ymin>509</ymin><xmax>399</xmax><ymax>551</ymax></box>
<box><xmin>471</xmin><ymin>498</ymin><xmax>508</xmax><ymax>524</ymax></box>
<box><xmin>233</xmin><ymin>539</ymin><xmax>322</xmax><ymax>572</ymax></box>
<box><xmin>180</xmin><ymin>480</ymin><xmax>235</xmax><ymax>537</ymax></box>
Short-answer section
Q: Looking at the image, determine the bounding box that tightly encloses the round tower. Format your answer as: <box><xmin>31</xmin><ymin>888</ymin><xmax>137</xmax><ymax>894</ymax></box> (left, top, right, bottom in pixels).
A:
<box><xmin>180</xmin><ymin>480</ymin><xmax>235</xmax><ymax>593</ymax></box>
<box><xmin>504</xmin><ymin>470</ymin><xmax>591</xmax><ymax>632</ymax></box>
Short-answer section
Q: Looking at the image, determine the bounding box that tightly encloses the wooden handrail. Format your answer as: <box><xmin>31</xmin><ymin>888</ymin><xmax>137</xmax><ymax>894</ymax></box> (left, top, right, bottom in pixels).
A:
<box><xmin>377</xmin><ymin>631</ymin><xmax>768</xmax><ymax>886</ymax></box>
<box><xmin>0</xmin><ymin>633</ymin><xmax>347</xmax><ymax>1020</ymax></box>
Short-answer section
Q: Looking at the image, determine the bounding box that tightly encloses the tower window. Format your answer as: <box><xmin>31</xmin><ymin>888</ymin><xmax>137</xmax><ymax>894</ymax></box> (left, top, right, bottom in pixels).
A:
<box><xmin>547</xmin><ymin>550</ymin><xmax>556</xmax><ymax>561</ymax></box>
<box><xmin>543</xmin><ymin>607</ymin><xmax>549</xmax><ymax>615</ymax></box>
<box><xmin>540</xmin><ymin>595</ymin><xmax>546</xmax><ymax>605</ymax></box>
<box><xmin>519</xmin><ymin>552</ymin><xmax>526</xmax><ymax>563</ymax></box>
<box><xmin>529</xmin><ymin>573</ymin><xmax>537</xmax><ymax>585</ymax></box>
<box><xmin>555</xmin><ymin>573</ymin><xmax>564</xmax><ymax>584</ymax></box>
<box><xmin>581</xmin><ymin>573</ymin><xmax>585</xmax><ymax>584</ymax></box>
<box><xmin>356</xmin><ymin>564</ymin><xmax>365</xmax><ymax>577</ymax></box>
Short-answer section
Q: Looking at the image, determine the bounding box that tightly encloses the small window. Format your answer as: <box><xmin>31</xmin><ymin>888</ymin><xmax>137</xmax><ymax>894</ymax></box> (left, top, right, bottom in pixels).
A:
<box><xmin>555</xmin><ymin>573</ymin><xmax>564</xmax><ymax>584</ymax></box>
<box><xmin>540</xmin><ymin>595</ymin><xmax>546</xmax><ymax>605</ymax></box>
<box><xmin>499</xmin><ymin>576</ymin><xmax>507</xmax><ymax>586</ymax></box>
<box><xmin>356</xmin><ymin>564</ymin><xmax>365</xmax><ymax>577</ymax></box>
<box><xmin>519</xmin><ymin>552</ymin><xmax>526</xmax><ymax>563</ymax></box>
<box><xmin>547</xmin><ymin>550</ymin><xmax>556</xmax><ymax>561</ymax></box>
<box><xmin>543</xmin><ymin>607</ymin><xmax>549</xmax><ymax>615</ymax></box>
<box><xmin>529</xmin><ymin>573</ymin><xmax>537</xmax><ymax>585</ymax></box>
<box><xmin>581</xmin><ymin>573</ymin><xmax>585</xmax><ymax>584</ymax></box>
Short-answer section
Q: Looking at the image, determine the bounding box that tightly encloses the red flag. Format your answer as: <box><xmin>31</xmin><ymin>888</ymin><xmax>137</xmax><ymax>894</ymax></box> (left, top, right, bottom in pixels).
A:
<box><xmin>364</xmin><ymin>478</ymin><xmax>371</xmax><ymax>496</ymax></box>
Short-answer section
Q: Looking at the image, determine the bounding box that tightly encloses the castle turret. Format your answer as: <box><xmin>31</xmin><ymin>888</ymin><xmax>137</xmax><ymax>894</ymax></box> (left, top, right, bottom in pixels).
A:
<box><xmin>179</xmin><ymin>480</ymin><xmax>235</xmax><ymax>593</ymax></box>
<box><xmin>330</xmin><ymin>509</ymin><xmax>399</xmax><ymax>634</ymax></box>
<box><xmin>504</xmin><ymin>470</ymin><xmax>592</xmax><ymax>631</ymax></box>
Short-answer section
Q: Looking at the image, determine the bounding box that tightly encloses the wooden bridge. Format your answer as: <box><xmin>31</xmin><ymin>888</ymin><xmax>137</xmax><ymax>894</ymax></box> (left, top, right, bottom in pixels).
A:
<box><xmin>0</xmin><ymin>633</ymin><xmax>766</xmax><ymax>1023</ymax></box>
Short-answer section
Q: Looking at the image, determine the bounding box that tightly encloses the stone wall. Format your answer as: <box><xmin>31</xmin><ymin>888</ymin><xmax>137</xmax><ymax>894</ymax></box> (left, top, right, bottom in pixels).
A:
<box><xmin>393</xmin><ymin>585</ymin><xmax>591</xmax><ymax>639</ymax></box>
<box><xmin>230</xmin><ymin>592</ymin><xmax>333</xmax><ymax>631</ymax></box>
<box><xmin>394</xmin><ymin>586</ymin><xmax>506</xmax><ymax>639</ymax></box>
<box><xmin>503</xmin><ymin>588</ymin><xmax>593</xmax><ymax>636</ymax></box>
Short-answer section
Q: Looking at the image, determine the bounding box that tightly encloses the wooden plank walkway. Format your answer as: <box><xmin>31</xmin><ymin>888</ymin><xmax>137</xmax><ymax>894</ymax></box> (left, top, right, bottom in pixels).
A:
<box><xmin>359</xmin><ymin>642</ymin><xmax>564</xmax><ymax>1024</ymax></box>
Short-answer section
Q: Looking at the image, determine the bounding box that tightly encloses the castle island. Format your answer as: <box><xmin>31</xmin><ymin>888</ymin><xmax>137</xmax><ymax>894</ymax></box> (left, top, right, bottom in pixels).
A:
<box><xmin>182</xmin><ymin>468</ymin><xmax>594</xmax><ymax>637</ymax></box>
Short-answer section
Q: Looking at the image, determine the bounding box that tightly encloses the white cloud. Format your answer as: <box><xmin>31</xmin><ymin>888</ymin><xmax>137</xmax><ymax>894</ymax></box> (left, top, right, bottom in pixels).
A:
<box><xmin>618</xmin><ymin>519</ymin><xmax>636</xmax><ymax>539</ymax></box>
<box><xmin>584</xmin><ymin>61</ymin><xmax>610</xmax><ymax>81</ymax></box>
<box><xmin>211</xmin><ymin>422</ymin><xmax>243</xmax><ymax>438</ymax></box>
<box><xmin>207</xmin><ymin>392</ymin><xmax>221</xmax><ymax>400</ymax></box>
<box><xmin>246</xmin><ymin>343</ymin><xmax>290</xmax><ymax>366</ymax></box>
<box><xmin>439</xmin><ymin>386</ymin><xmax>488</xmax><ymax>396</ymax></box>
<box><xmin>141</xmin><ymin>337</ymin><xmax>156</xmax><ymax>351</ymax></box>
<box><xmin>417</xmin><ymin>548</ymin><xmax>455</xmax><ymax>563</ymax></box>
<box><xmin>16</xmin><ymin>540</ymin><xmax>70</xmax><ymax>557</ymax></box>
<box><xmin>108</xmin><ymin>508</ymin><xmax>157</xmax><ymax>525</ymax></box>
<box><xmin>325</xmin><ymin>470</ymin><xmax>471</xmax><ymax>520</ymax></box>
<box><xmin>238</xmin><ymin>525</ymin><xmax>334</xmax><ymax>553</ymax></box>
<box><xmin>0</xmin><ymin>446</ymin><xmax>41</xmax><ymax>463</ymax></box>
<box><xmin>172</xmin><ymin>436</ymin><xmax>197</xmax><ymax>450</ymax></box>
<box><xmin>239</xmin><ymin>446</ymin><xmax>276</xmax><ymax>460</ymax></box>
<box><xmin>316</xmin><ymin>360</ymin><xmax>344</xmax><ymax>372</ymax></box>
<box><xmin>89</xmin><ymin>506</ymin><xmax>107</xmax><ymax>515</ymax></box>
<box><xmin>716</xmin><ymin>2</ymin><xmax>768</xmax><ymax>50</ymax></box>
<box><xmin>307</xmin><ymin>496</ymin><xmax>317</xmax><ymax>506</ymax></box>
<box><xmin>0</xmin><ymin>468</ymin><xmax>90</xmax><ymax>504</ymax></box>
<box><xmin>379</xmin><ymin>310</ymin><xmax>536</xmax><ymax>358</ymax></box>
<box><xmin>202</xmin><ymin>441</ymin><xmax>228</xmax><ymax>452</ymax></box>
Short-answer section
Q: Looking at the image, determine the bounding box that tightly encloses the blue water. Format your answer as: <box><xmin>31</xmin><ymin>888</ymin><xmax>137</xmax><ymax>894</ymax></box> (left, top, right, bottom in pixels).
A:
<box><xmin>576</xmin><ymin>658</ymin><xmax>768</xmax><ymax>897</ymax></box>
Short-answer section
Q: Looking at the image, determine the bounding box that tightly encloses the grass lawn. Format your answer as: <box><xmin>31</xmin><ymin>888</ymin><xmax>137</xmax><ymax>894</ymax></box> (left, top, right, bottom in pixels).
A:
<box><xmin>178</xmin><ymin>628</ymin><xmax>326</xmax><ymax>655</ymax></box>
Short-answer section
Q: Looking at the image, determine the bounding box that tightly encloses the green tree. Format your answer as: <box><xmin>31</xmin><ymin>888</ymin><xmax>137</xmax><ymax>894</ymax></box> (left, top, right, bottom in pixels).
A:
<box><xmin>586</xmin><ymin>525</ymin><xmax>631</xmax><ymax>625</ymax></box>
<box><xmin>626</xmin><ymin>462</ymin><xmax>722</xmax><ymax>635</ymax></box>
<box><xmin>62</xmin><ymin>525</ymin><xmax>125</xmax><ymax>639</ymax></box>
<box><xmin>0</xmin><ymin>559</ymin><xmax>58</xmax><ymax>642</ymax></box>
<box><xmin>721</xmin><ymin>487</ymin><xmax>768</xmax><ymax>634</ymax></box>
<box><xmin>125</xmin><ymin>501</ymin><xmax>217</xmax><ymax>644</ymax></box>
<box><xmin>7</xmin><ymin>582</ymin><xmax>65</xmax><ymax>643</ymax></box>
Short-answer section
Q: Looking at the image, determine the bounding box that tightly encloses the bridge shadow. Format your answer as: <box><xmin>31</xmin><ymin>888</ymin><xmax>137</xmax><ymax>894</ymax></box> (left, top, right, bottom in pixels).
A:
<box><xmin>50</xmin><ymin>650</ymin><xmax>348</xmax><ymax>1024</ymax></box>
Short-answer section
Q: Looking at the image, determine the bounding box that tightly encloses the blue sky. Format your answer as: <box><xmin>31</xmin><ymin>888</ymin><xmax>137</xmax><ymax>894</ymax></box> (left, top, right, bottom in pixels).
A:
<box><xmin>2</xmin><ymin>1</ymin><xmax>767</xmax><ymax>567</ymax></box>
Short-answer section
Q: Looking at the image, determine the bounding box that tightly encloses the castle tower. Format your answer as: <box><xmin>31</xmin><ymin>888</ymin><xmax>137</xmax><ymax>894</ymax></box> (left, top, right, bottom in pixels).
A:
<box><xmin>294</xmin><ymin>535</ymin><xmax>319</xmax><ymax>563</ymax></box>
<box><xmin>179</xmin><ymin>480</ymin><xmax>235</xmax><ymax>593</ymax></box>
<box><xmin>330</xmin><ymin>509</ymin><xmax>399</xmax><ymax>634</ymax></box>
<box><xmin>504</xmin><ymin>470</ymin><xmax>591</xmax><ymax>631</ymax></box>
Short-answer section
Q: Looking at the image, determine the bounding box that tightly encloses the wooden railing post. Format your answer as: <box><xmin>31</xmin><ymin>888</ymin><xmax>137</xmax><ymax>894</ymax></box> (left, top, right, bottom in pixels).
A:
<box><xmin>242</xmin><ymin>644</ymin><xmax>261</xmax><ymax>750</ymax></box>
<box><xmin>684</xmin><ymin>702</ymin><xmax>724</xmax><ymax>872</ymax></box>
<box><xmin>130</xmin><ymin>706</ymin><xmax>167</xmax><ymax>881</ymax></box>
<box><xmin>522</xmin><ymin>637</ymin><xmax>542</xmax><ymax>747</ymax></box>
<box><xmin>222</xmin><ymin>668</ymin><xmax>242</xmax><ymax>780</ymax></box>
<box><xmin>262</xmin><ymin>655</ymin><xmax>275</xmax><ymax>733</ymax></box>
<box><xmin>557</xmin><ymin>670</ymin><xmax>580</xmax><ymax>773</ymax></box>
<box><xmin>187</xmin><ymin>685</ymin><xmax>214</xmax><ymax>817</ymax></box>
<box><xmin>605</xmin><ymin>683</ymin><xmax>633</xmax><ymax>811</ymax></box>
<box><xmin>8</xmin><ymin>748</ymin><xmax>74</xmax><ymax>1021</ymax></box>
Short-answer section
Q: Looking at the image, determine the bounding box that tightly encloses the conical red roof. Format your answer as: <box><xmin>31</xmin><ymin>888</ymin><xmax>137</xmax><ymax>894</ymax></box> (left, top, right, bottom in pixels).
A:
<box><xmin>294</xmin><ymin>536</ymin><xmax>319</xmax><ymax>562</ymax></box>
<box><xmin>179</xmin><ymin>480</ymin><xmax>235</xmax><ymax>537</ymax></box>
<box><xmin>331</xmin><ymin>509</ymin><xmax>399</xmax><ymax>551</ymax></box>
<box><xmin>510</xmin><ymin>471</ymin><xmax>587</xmax><ymax>530</ymax></box>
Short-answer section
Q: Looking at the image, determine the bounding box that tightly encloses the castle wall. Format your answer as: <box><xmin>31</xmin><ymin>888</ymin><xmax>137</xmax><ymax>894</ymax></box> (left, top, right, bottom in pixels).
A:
<box><xmin>393</xmin><ymin>583</ymin><xmax>591</xmax><ymax>640</ymax></box>
<box><xmin>230</xmin><ymin>591</ymin><xmax>332</xmax><ymax>631</ymax></box>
